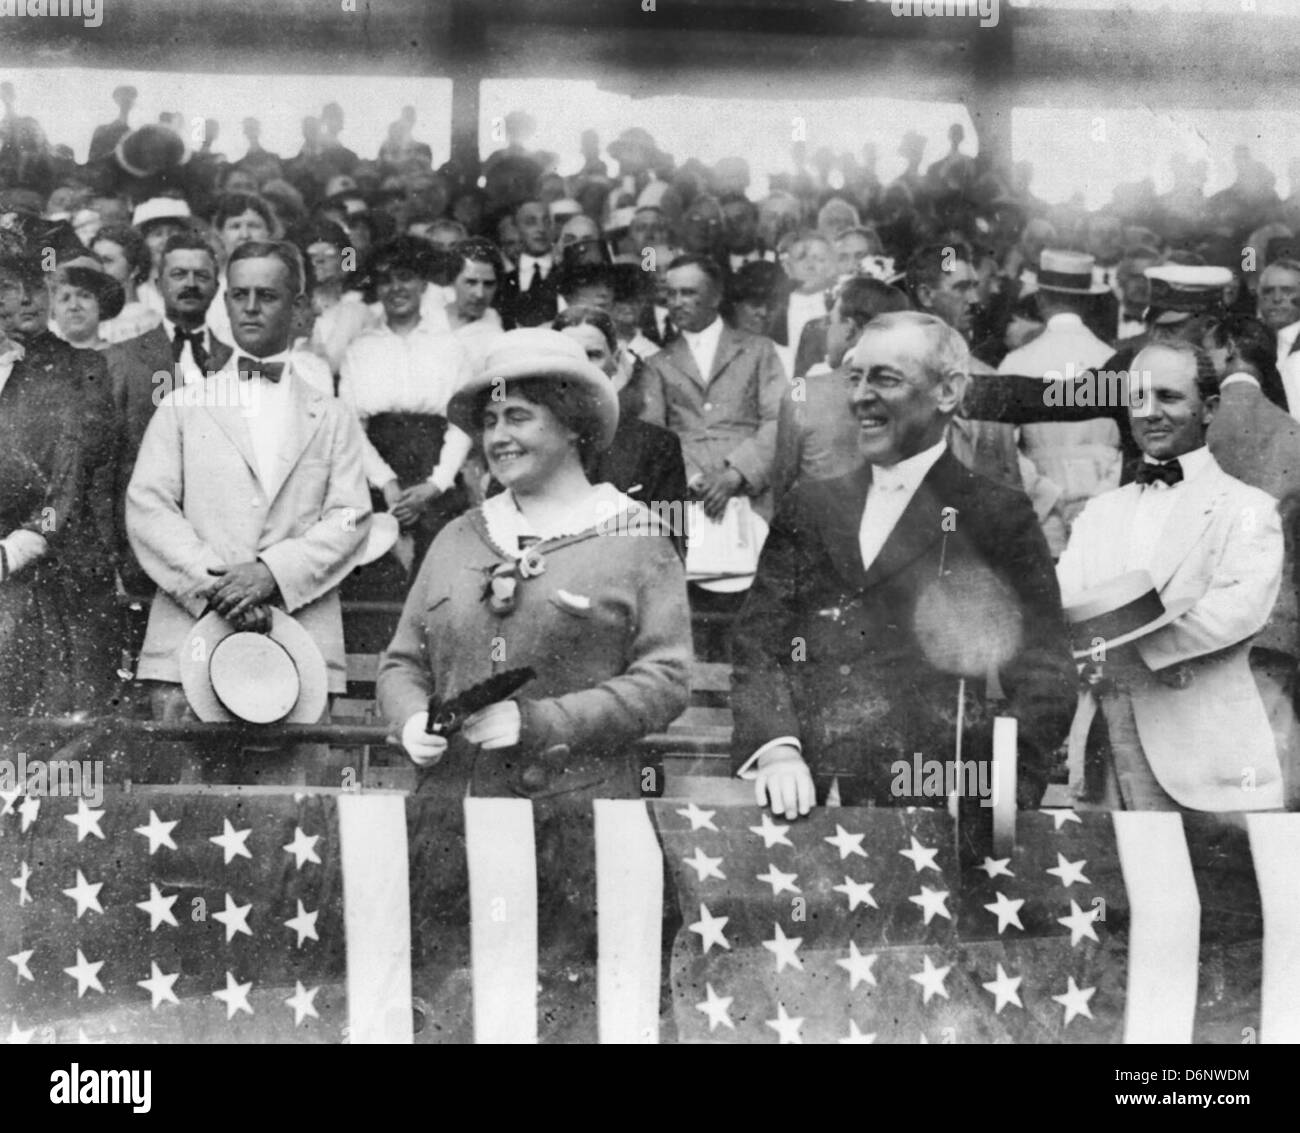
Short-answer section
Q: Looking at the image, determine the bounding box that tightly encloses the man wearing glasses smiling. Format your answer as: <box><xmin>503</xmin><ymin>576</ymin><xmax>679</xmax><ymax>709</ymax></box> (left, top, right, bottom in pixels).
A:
<box><xmin>730</xmin><ymin>310</ymin><xmax>1076</xmax><ymax>820</ymax></box>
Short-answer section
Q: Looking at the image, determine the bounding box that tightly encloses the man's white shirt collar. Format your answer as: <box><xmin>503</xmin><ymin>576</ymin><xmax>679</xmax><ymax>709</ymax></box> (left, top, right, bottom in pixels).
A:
<box><xmin>1138</xmin><ymin>444</ymin><xmax>1211</xmax><ymax>487</ymax></box>
<box><xmin>680</xmin><ymin>316</ymin><xmax>724</xmax><ymax>382</ymax></box>
<box><xmin>1045</xmin><ymin>312</ymin><xmax>1086</xmax><ymax>331</ymax></box>
<box><xmin>1277</xmin><ymin>319</ymin><xmax>1300</xmax><ymax>360</ymax></box>
<box><xmin>871</xmin><ymin>438</ymin><xmax>948</xmax><ymax>491</ymax></box>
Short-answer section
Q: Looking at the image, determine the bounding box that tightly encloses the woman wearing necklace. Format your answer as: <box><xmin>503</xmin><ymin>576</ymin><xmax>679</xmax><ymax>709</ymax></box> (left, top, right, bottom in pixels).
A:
<box><xmin>377</xmin><ymin>327</ymin><xmax>692</xmax><ymax>1041</ymax></box>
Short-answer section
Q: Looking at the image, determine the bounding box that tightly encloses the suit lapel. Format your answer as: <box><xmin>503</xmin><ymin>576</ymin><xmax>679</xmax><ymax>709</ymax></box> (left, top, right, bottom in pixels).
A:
<box><xmin>1145</xmin><ymin>460</ymin><xmax>1225</xmax><ymax>591</ymax></box>
<box><xmin>819</xmin><ymin>463</ymin><xmax>873</xmax><ymax>590</ymax></box>
<box><xmin>201</xmin><ymin>368</ymin><xmax>260</xmax><ymax>484</ymax></box>
<box><xmin>862</xmin><ymin>450</ymin><xmax>963</xmax><ymax>591</ymax></box>
<box><xmin>708</xmin><ymin>326</ymin><xmax>744</xmax><ymax>384</ymax></box>
<box><xmin>662</xmin><ymin>336</ymin><xmax>705</xmax><ymax>388</ymax></box>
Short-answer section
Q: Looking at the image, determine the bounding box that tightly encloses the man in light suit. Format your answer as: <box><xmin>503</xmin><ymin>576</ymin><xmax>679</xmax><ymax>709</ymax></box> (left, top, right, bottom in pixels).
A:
<box><xmin>127</xmin><ymin>240</ymin><xmax>371</xmax><ymax>736</ymax></box>
<box><xmin>109</xmin><ymin>232</ymin><xmax>233</xmax><ymax>592</ymax></box>
<box><xmin>639</xmin><ymin>254</ymin><xmax>786</xmax><ymax>520</ymax></box>
<box><xmin>732</xmin><ymin>312</ymin><xmax>1077</xmax><ymax>818</ymax></box>
<box><xmin>1056</xmin><ymin>341</ymin><xmax>1285</xmax><ymax>811</ymax></box>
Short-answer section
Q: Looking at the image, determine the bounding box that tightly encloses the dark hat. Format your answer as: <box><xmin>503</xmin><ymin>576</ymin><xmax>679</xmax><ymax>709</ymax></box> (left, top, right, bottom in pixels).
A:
<box><xmin>114</xmin><ymin>124</ymin><xmax>190</xmax><ymax>179</ymax></box>
<box><xmin>53</xmin><ymin>255</ymin><xmax>127</xmax><ymax>322</ymax></box>
<box><xmin>366</xmin><ymin>236</ymin><xmax>434</xmax><ymax>282</ymax></box>
<box><xmin>608</xmin><ymin>128</ymin><xmax>660</xmax><ymax>163</ymax></box>
<box><xmin>1265</xmin><ymin>235</ymin><xmax>1300</xmax><ymax>265</ymax></box>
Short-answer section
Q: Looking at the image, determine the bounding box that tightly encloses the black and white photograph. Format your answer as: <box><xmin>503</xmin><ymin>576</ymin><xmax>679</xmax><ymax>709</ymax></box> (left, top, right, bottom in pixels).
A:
<box><xmin>0</xmin><ymin>0</ymin><xmax>1294</xmax><ymax>1084</ymax></box>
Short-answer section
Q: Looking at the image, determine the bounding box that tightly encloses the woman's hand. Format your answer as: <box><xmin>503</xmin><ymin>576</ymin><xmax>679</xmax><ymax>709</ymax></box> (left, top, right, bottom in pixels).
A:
<box><xmin>401</xmin><ymin>711</ymin><xmax>448</xmax><ymax>766</ymax></box>
<box><xmin>392</xmin><ymin>483</ymin><xmax>439</xmax><ymax>526</ymax></box>
<box><xmin>463</xmin><ymin>700</ymin><xmax>522</xmax><ymax>750</ymax></box>
<box><xmin>754</xmin><ymin>744</ymin><xmax>815</xmax><ymax>820</ymax></box>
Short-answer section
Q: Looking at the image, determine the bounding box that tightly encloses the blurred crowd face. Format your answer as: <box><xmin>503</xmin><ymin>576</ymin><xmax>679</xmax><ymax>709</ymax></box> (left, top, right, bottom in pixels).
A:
<box><xmin>92</xmin><ymin>238</ymin><xmax>132</xmax><ymax>286</ymax></box>
<box><xmin>218</xmin><ymin>208</ymin><xmax>272</xmax><ymax>257</ymax></box>
<box><xmin>567</xmin><ymin>280</ymin><xmax>615</xmax><ymax>312</ymax></box>
<box><xmin>921</xmin><ymin>259</ymin><xmax>979</xmax><ymax>338</ymax></box>
<box><xmin>722</xmin><ymin>200</ymin><xmax>758</xmax><ymax>255</ymax></box>
<box><xmin>788</xmin><ymin>236</ymin><xmax>836</xmax><ymax>294</ymax></box>
<box><xmin>665</xmin><ymin>263</ymin><xmax>720</xmax><ymax>333</ymax></box>
<box><xmin>159</xmin><ymin>248</ymin><xmax>218</xmax><ymax>323</ymax></box>
<box><xmin>557</xmin><ymin>215</ymin><xmax>604</xmax><ymax>262</ymax></box>
<box><xmin>142</xmin><ymin>220</ymin><xmax>188</xmax><ymax>275</ymax></box>
<box><xmin>561</xmin><ymin>323</ymin><xmax>617</xmax><ymax>377</ymax></box>
<box><xmin>1087</xmin><ymin>216</ymin><xmax>1124</xmax><ymax>264</ymax></box>
<box><xmin>680</xmin><ymin>197</ymin><xmax>724</xmax><ymax>255</ymax></box>
<box><xmin>306</xmin><ymin>240</ymin><xmax>345</xmax><ymax>288</ymax></box>
<box><xmin>515</xmin><ymin>202</ymin><xmax>554</xmax><ymax>257</ymax></box>
<box><xmin>629</xmin><ymin>208</ymin><xmax>666</xmax><ymax>250</ymax></box>
<box><xmin>374</xmin><ymin>265</ymin><xmax>425</xmax><ymax>325</ymax></box>
<box><xmin>453</xmin><ymin>259</ymin><xmax>498</xmax><ymax>322</ymax></box>
<box><xmin>226</xmin><ymin>256</ymin><xmax>300</xmax><ymax>357</ymax></box>
<box><xmin>496</xmin><ymin>217</ymin><xmax>524</xmax><ymax>265</ymax></box>
<box><xmin>0</xmin><ymin>271</ymin><xmax>47</xmax><ymax>342</ymax></box>
<box><xmin>1117</xmin><ymin>254</ymin><xmax>1159</xmax><ymax>311</ymax></box>
<box><xmin>52</xmin><ymin>282</ymin><xmax>100</xmax><ymax>345</ymax></box>
<box><xmin>824</xmin><ymin>295</ymin><xmax>858</xmax><ymax>369</ymax></box>
<box><xmin>835</xmin><ymin>230</ymin><xmax>877</xmax><ymax>276</ymax></box>
<box><xmin>731</xmin><ymin>295</ymin><xmax>771</xmax><ymax>337</ymax></box>
<box><xmin>1256</xmin><ymin>264</ymin><xmax>1300</xmax><ymax>331</ymax></box>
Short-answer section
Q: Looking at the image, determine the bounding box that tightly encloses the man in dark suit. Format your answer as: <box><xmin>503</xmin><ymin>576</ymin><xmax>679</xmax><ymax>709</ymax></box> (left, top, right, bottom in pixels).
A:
<box><xmin>639</xmin><ymin>254</ymin><xmax>786</xmax><ymax>520</ymax></box>
<box><xmin>731</xmin><ymin>311</ymin><xmax>1076</xmax><ymax>818</ymax></box>
<box><xmin>497</xmin><ymin>199</ymin><xmax>561</xmax><ymax>328</ymax></box>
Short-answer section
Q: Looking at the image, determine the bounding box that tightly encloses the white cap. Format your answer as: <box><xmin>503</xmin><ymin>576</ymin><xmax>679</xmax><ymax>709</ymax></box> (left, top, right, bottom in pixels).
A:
<box><xmin>132</xmin><ymin>197</ymin><xmax>192</xmax><ymax>229</ymax></box>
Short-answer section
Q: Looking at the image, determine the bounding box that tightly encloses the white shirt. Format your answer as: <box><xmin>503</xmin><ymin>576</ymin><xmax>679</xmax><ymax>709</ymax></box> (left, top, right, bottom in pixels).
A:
<box><xmin>1124</xmin><ymin>446</ymin><xmax>1213</xmax><ymax>573</ymax></box>
<box><xmin>162</xmin><ymin>317</ymin><xmax>219</xmax><ymax>385</ymax></box>
<box><xmin>205</xmin><ymin>277</ymin><xmax>234</xmax><ymax>348</ymax></box>
<box><xmin>451</xmin><ymin>307</ymin><xmax>505</xmax><ymax>373</ymax></box>
<box><xmin>786</xmin><ymin>289</ymin><xmax>827</xmax><ymax>368</ymax></box>
<box><xmin>225</xmin><ymin>349</ymin><xmax>295</xmax><ymax>488</ymax></box>
<box><xmin>101</xmin><ymin>300</ymin><xmax>163</xmax><ymax>345</ymax></box>
<box><xmin>338</xmin><ymin>319</ymin><xmax>475</xmax><ymax>491</ymax></box>
<box><xmin>738</xmin><ymin>438</ymin><xmax>948</xmax><ymax>777</ymax></box>
<box><xmin>0</xmin><ymin>339</ymin><xmax>23</xmax><ymax>399</ymax></box>
<box><xmin>858</xmin><ymin>438</ymin><xmax>948</xmax><ymax>572</ymax></box>
<box><xmin>1275</xmin><ymin>319</ymin><xmax>1300</xmax><ymax>371</ymax></box>
<box><xmin>311</xmin><ymin>291</ymin><xmax>380</xmax><ymax>374</ymax></box>
<box><xmin>518</xmin><ymin>253</ymin><xmax>553</xmax><ymax>292</ymax></box>
<box><xmin>680</xmin><ymin>316</ymin><xmax>724</xmax><ymax>385</ymax></box>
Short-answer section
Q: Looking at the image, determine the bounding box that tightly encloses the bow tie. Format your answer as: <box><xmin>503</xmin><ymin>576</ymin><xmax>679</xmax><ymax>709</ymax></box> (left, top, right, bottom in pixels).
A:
<box><xmin>172</xmin><ymin>326</ymin><xmax>208</xmax><ymax>370</ymax></box>
<box><xmin>1135</xmin><ymin>459</ymin><xmax>1183</xmax><ymax>488</ymax></box>
<box><xmin>236</xmin><ymin>355</ymin><xmax>285</xmax><ymax>383</ymax></box>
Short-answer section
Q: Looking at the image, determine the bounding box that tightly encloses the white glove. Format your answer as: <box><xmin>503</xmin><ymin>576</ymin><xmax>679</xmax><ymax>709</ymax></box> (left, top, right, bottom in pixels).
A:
<box><xmin>462</xmin><ymin>700</ymin><xmax>522</xmax><ymax>750</ymax></box>
<box><xmin>753</xmin><ymin>745</ymin><xmax>815</xmax><ymax>820</ymax></box>
<box><xmin>1</xmin><ymin>530</ymin><xmax>48</xmax><ymax>581</ymax></box>
<box><xmin>401</xmin><ymin>712</ymin><xmax>448</xmax><ymax>767</ymax></box>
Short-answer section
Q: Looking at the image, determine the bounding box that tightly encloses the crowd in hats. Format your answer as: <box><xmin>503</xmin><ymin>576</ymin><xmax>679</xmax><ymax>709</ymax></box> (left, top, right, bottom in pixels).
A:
<box><xmin>4</xmin><ymin>77</ymin><xmax>1300</xmax><ymax>818</ymax></box>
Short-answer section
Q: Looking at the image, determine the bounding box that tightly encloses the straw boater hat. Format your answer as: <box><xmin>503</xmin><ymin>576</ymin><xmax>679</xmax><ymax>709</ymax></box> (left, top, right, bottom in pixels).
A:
<box><xmin>1037</xmin><ymin>248</ymin><xmax>1110</xmax><ymax>295</ymax></box>
<box><xmin>1063</xmin><ymin>571</ymin><xmax>1196</xmax><ymax>660</ymax></box>
<box><xmin>359</xmin><ymin>511</ymin><xmax>400</xmax><ymax>565</ymax></box>
<box><xmin>131</xmin><ymin>196</ymin><xmax>192</xmax><ymax>231</ymax></box>
<box><xmin>1142</xmin><ymin>264</ymin><xmax>1234</xmax><ymax>325</ymax></box>
<box><xmin>448</xmin><ymin>328</ymin><xmax>620</xmax><ymax>452</ymax></box>
<box><xmin>179</xmin><ymin>609</ymin><xmax>329</xmax><ymax>724</ymax></box>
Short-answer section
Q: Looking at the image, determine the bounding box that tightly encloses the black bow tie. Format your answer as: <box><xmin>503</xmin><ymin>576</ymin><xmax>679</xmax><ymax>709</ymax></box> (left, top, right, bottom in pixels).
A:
<box><xmin>236</xmin><ymin>355</ymin><xmax>285</xmax><ymax>383</ymax></box>
<box><xmin>172</xmin><ymin>326</ymin><xmax>208</xmax><ymax>371</ymax></box>
<box><xmin>1135</xmin><ymin>459</ymin><xmax>1183</xmax><ymax>488</ymax></box>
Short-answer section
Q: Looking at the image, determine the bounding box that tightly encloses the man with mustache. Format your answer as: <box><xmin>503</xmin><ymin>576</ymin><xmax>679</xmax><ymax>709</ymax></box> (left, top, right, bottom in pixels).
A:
<box><xmin>109</xmin><ymin>232</ymin><xmax>232</xmax><ymax>591</ymax></box>
<box><xmin>731</xmin><ymin>311</ymin><xmax>1076</xmax><ymax>818</ymax></box>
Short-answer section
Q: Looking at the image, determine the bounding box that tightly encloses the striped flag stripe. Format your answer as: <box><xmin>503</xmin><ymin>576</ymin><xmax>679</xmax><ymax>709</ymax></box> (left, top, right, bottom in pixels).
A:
<box><xmin>338</xmin><ymin>792</ymin><xmax>414</xmax><ymax>1044</ymax></box>
<box><xmin>594</xmin><ymin>800</ymin><xmax>663</xmax><ymax>1044</ymax></box>
<box><xmin>991</xmin><ymin>717</ymin><xmax>1017</xmax><ymax>856</ymax></box>
<box><xmin>1113</xmin><ymin>811</ymin><xmax>1200</xmax><ymax>1044</ymax></box>
<box><xmin>1246</xmin><ymin>813</ymin><xmax>1300</xmax><ymax>1044</ymax></box>
<box><xmin>464</xmin><ymin>797</ymin><xmax>538</xmax><ymax>1044</ymax></box>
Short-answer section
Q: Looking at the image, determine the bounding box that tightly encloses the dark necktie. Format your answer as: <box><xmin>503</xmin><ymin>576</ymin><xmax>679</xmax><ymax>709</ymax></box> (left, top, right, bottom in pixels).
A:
<box><xmin>236</xmin><ymin>355</ymin><xmax>285</xmax><ymax>383</ymax></box>
<box><xmin>1135</xmin><ymin>459</ymin><xmax>1183</xmax><ymax>488</ymax></box>
<box><xmin>172</xmin><ymin>326</ymin><xmax>208</xmax><ymax>373</ymax></box>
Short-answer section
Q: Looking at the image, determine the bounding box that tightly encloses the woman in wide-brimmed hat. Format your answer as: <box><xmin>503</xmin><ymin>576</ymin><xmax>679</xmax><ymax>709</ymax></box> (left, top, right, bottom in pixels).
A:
<box><xmin>377</xmin><ymin>327</ymin><xmax>691</xmax><ymax>1041</ymax></box>
<box><xmin>49</xmin><ymin>253</ymin><xmax>126</xmax><ymax>352</ymax></box>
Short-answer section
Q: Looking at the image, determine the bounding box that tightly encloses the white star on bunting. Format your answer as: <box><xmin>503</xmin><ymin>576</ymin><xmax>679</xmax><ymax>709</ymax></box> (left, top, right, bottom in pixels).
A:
<box><xmin>909</xmin><ymin>885</ymin><xmax>952</xmax><ymax>925</ymax></box>
<box><xmin>11</xmin><ymin>860</ymin><xmax>32</xmax><ymax>905</ymax></box>
<box><xmin>765</xmin><ymin>1003</ymin><xmax>803</xmax><ymax>1044</ymax></box>
<box><xmin>213</xmin><ymin>893</ymin><xmax>253</xmax><ymax>942</ymax></box>
<box><xmin>836</xmin><ymin>941</ymin><xmax>878</xmax><ymax>989</ymax></box>
<box><xmin>63</xmin><ymin>799</ymin><xmax>105</xmax><ymax>842</ymax></box>
<box><xmin>1057</xmin><ymin>899</ymin><xmax>1102</xmax><ymax>947</ymax></box>
<box><xmin>978</xmin><ymin>856</ymin><xmax>1014</xmax><ymax>879</ymax></box>
<box><xmin>756</xmin><ymin>863</ymin><xmax>800</xmax><ymax>896</ymax></box>
<box><xmin>210</xmin><ymin>819</ymin><xmax>253</xmax><ymax>864</ymax></box>
<box><xmin>840</xmin><ymin>1020</ymin><xmax>876</xmax><ymax>1044</ymax></box>
<box><xmin>1046</xmin><ymin>853</ymin><xmax>1091</xmax><ymax>887</ymax></box>
<box><xmin>136</xmin><ymin>883</ymin><xmax>180</xmax><ymax>931</ymax></box>
<box><xmin>7</xmin><ymin>949</ymin><xmax>34</xmax><ymax>982</ymax></box>
<box><xmin>0</xmin><ymin>786</ymin><xmax>20</xmax><ymax>815</ymax></box>
<box><xmin>64</xmin><ymin>949</ymin><xmax>105</xmax><ymax>998</ymax></box>
<box><xmin>284</xmin><ymin>900</ymin><xmax>320</xmax><ymax>948</ymax></box>
<box><xmin>748</xmin><ymin>812</ymin><xmax>793</xmax><ymax>849</ymax></box>
<box><xmin>1052</xmin><ymin>976</ymin><xmax>1097</xmax><ymax>1026</ymax></box>
<box><xmin>984</xmin><ymin>891</ymin><xmax>1026</xmax><ymax>934</ymax></box>
<box><xmin>823</xmin><ymin>824</ymin><xmax>867</xmax><ymax>860</ymax></box>
<box><xmin>1048</xmin><ymin>809</ymin><xmax>1082</xmax><ymax>831</ymax></box>
<box><xmin>6</xmin><ymin>1021</ymin><xmax>33</xmax><ymax>1045</ymax></box>
<box><xmin>285</xmin><ymin>981</ymin><xmax>321</xmax><ymax>1026</ymax></box>
<box><xmin>62</xmin><ymin>869</ymin><xmax>104</xmax><ymax>919</ymax></box>
<box><xmin>899</xmin><ymin>835</ymin><xmax>941</xmax><ymax>873</ymax></box>
<box><xmin>213</xmin><ymin>972</ymin><xmax>254</xmax><ymax>1019</ymax></box>
<box><xmin>762</xmin><ymin>923</ymin><xmax>804</xmax><ymax>973</ymax></box>
<box><xmin>682</xmin><ymin>847</ymin><xmax>725</xmax><ymax>882</ymax></box>
<box><xmin>17</xmin><ymin>795</ymin><xmax>39</xmax><ymax>831</ymax></box>
<box><xmin>832</xmin><ymin>875</ymin><xmax>877</xmax><ymax>911</ymax></box>
<box><xmin>137</xmin><ymin>962</ymin><xmax>181</xmax><ymax>1009</ymax></box>
<box><xmin>694</xmin><ymin>984</ymin><xmax>735</xmax><ymax>1031</ymax></box>
<box><xmin>283</xmin><ymin>826</ymin><xmax>321</xmax><ymax>869</ymax></box>
<box><xmin>688</xmin><ymin>904</ymin><xmax>730</xmax><ymax>953</ymax></box>
<box><xmin>134</xmin><ymin>810</ymin><xmax>178</xmax><ymax>854</ymax></box>
<box><xmin>982</xmin><ymin>963</ymin><xmax>1023</xmax><ymax>1014</ymax></box>
<box><xmin>910</xmin><ymin>955</ymin><xmax>952</xmax><ymax>1004</ymax></box>
<box><xmin>675</xmin><ymin>803</ymin><xmax>718</xmax><ymax>832</ymax></box>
